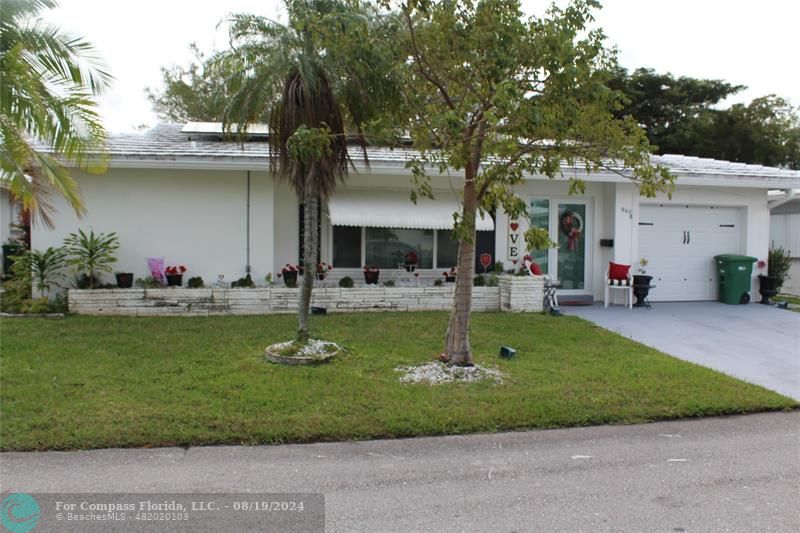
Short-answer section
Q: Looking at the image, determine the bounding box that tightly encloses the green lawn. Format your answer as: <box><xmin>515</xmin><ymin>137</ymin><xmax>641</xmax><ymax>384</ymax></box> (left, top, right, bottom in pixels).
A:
<box><xmin>774</xmin><ymin>294</ymin><xmax>800</xmax><ymax>313</ymax></box>
<box><xmin>1</xmin><ymin>313</ymin><xmax>795</xmax><ymax>451</ymax></box>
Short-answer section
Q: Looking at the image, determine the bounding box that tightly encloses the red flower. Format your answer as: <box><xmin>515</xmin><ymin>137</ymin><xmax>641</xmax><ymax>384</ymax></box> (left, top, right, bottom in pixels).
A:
<box><xmin>404</xmin><ymin>250</ymin><xmax>418</xmax><ymax>264</ymax></box>
<box><xmin>757</xmin><ymin>260</ymin><xmax>766</xmax><ymax>270</ymax></box>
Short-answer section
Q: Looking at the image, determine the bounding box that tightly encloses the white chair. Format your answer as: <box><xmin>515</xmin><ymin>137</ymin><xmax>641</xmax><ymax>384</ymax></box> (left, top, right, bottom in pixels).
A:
<box><xmin>604</xmin><ymin>269</ymin><xmax>633</xmax><ymax>309</ymax></box>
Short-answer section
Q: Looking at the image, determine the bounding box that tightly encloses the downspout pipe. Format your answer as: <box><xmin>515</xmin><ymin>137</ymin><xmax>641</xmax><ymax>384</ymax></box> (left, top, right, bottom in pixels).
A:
<box><xmin>246</xmin><ymin>170</ymin><xmax>251</xmax><ymax>275</ymax></box>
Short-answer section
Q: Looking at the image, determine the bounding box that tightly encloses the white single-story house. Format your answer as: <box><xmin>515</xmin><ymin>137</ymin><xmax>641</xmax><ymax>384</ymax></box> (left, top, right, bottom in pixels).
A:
<box><xmin>21</xmin><ymin>123</ymin><xmax>800</xmax><ymax>304</ymax></box>
<box><xmin>769</xmin><ymin>190</ymin><xmax>799</xmax><ymax>295</ymax></box>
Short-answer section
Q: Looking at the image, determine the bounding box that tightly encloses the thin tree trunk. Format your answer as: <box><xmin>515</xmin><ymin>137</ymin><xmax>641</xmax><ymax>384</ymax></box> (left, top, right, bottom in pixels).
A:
<box><xmin>297</xmin><ymin>172</ymin><xmax>318</xmax><ymax>343</ymax></box>
<box><xmin>445</xmin><ymin>170</ymin><xmax>477</xmax><ymax>365</ymax></box>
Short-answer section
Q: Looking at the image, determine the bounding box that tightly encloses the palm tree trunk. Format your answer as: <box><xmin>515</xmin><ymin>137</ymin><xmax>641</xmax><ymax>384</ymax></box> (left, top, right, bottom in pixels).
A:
<box><xmin>297</xmin><ymin>173</ymin><xmax>318</xmax><ymax>343</ymax></box>
<box><xmin>445</xmin><ymin>174</ymin><xmax>477</xmax><ymax>365</ymax></box>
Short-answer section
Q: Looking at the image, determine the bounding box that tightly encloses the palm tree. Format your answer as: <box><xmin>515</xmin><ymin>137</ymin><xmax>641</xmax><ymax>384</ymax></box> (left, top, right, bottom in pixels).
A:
<box><xmin>0</xmin><ymin>0</ymin><xmax>111</xmax><ymax>228</ymax></box>
<box><xmin>222</xmin><ymin>0</ymin><xmax>397</xmax><ymax>343</ymax></box>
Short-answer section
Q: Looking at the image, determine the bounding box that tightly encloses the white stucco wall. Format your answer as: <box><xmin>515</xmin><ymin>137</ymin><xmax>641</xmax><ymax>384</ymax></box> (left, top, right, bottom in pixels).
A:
<box><xmin>32</xmin><ymin>168</ymin><xmax>274</xmax><ymax>287</ymax></box>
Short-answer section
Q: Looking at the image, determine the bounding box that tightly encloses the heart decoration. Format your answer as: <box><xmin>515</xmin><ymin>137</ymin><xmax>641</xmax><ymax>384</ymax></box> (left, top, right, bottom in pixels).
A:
<box><xmin>510</xmin><ymin>222</ymin><xmax>519</xmax><ymax>231</ymax></box>
<box><xmin>511</xmin><ymin>259</ymin><xmax>518</xmax><ymax>265</ymax></box>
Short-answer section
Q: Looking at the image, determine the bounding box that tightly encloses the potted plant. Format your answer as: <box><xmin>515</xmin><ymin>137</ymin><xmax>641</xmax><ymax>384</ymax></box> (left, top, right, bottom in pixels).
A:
<box><xmin>758</xmin><ymin>247</ymin><xmax>791</xmax><ymax>304</ymax></box>
<box><xmin>115</xmin><ymin>271</ymin><xmax>134</xmax><ymax>288</ymax></box>
<box><xmin>279</xmin><ymin>264</ymin><xmax>299</xmax><ymax>287</ymax></box>
<box><xmin>164</xmin><ymin>265</ymin><xmax>187</xmax><ymax>286</ymax></box>
<box><xmin>443</xmin><ymin>266</ymin><xmax>457</xmax><ymax>283</ymax></box>
<box><xmin>316</xmin><ymin>262</ymin><xmax>333</xmax><ymax>281</ymax></box>
<box><xmin>363</xmin><ymin>265</ymin><xmax>380</xmax><ymax>285</ymax></box>
<box><xmin>63</xmin><ymin>229</ymin><xmax>119</xmax><ymax>289</ymax></box>
<box><xmin>404</xmin><ymin>250</ymin><xmax>418</xmax><ymax>272</ymax></box>
<box><xmin>632</xmin><ymin>258</ymin><xmax>653</xmax><ymax>307</ymax></box>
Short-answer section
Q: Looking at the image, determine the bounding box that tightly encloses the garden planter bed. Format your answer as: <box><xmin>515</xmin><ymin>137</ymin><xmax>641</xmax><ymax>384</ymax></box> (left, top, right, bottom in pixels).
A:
<box><xmin>67</xmin><ymin>277</ymin><xmax>545</xmax><ymax>316</ymax></box>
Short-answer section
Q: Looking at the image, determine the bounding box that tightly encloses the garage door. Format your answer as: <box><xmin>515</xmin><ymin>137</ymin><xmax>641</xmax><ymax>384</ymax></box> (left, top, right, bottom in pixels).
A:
<box><xmin>638</xmin><ymin>205</ymin><xmax>744</xmax><ymax>301</ymax></box>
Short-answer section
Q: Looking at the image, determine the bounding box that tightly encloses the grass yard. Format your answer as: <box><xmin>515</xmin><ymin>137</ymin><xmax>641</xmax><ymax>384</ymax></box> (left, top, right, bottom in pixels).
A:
<box><xmin>1</xmin><ymin>312</ymin><xmax>796</xmax><ymax>451</ymax></box>
<box><xmin>774</xmin><ymin>294</ymin><xmax>800</xmax><ymax>313</ymax></box>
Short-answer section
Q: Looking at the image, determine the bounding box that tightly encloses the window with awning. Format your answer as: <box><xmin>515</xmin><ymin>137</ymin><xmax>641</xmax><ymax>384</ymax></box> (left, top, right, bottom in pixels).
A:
<box><xmin>329</xmin><ymin>190</ymin><xmax>494</xmax><ymax>270</ymax></box>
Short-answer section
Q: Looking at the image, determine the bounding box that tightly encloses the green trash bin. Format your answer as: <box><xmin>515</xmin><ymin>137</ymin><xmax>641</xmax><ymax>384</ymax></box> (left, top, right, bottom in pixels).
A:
<box><xmin>713</xmin><ymin>254</ymin><xmax>757</xmax><ymax>304</ymax></box>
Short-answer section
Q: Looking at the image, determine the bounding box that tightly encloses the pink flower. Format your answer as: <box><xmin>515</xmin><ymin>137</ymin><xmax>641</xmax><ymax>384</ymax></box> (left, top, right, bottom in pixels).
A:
<box><xmin>757</xmin><ymin>260</ymin><xmax>766</xmax><ymax>270</ymax></box>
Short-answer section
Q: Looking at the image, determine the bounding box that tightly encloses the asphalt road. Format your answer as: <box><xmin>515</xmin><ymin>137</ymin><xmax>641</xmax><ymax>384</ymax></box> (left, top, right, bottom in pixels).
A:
<box><xmin>2</xmin><ymin>412</ymin><xmax>799</xmax><ymax>532</ymax></box>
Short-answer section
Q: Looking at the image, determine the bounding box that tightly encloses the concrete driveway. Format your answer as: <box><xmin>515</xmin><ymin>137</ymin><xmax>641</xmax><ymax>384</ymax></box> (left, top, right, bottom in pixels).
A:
<box><xmin>564</xmin><ymin>302</ymin><xmax>800</xmax><ymax>400</ymax></box>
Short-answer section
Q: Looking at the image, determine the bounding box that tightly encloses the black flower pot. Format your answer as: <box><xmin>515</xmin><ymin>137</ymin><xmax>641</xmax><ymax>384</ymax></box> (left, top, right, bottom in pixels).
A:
<box><xmin>364</xmin><ymin>271</ymin><xmax>380</xmax><ymax>285</ymax></box>
<box><xmin>166</xmin><ymin>274</ymin><xmax>183</xmax><ymax>287</ymax></box>
<box><xmin>445</xmin><ymin>276</ymin><xmax>456</xmax><ymax>283</ymax></box>
<box><xmin>758</xmin><ymin>275</ymin><xmax>781</xmax><ymax>305</ymax></box>
<box><xmin>115</xmin><ymin>272</ymin><xmax>134</xmax><ymax>289</ymax></box>
<box><xmin>283</xmin><ymin>271</ymin><xmax>298</xmax><ymax>287</ymax></box>
<box><xmin>633</xmin><ymin>274</ymin><xmax>653</xmax><ymax>307</ymax></box>
<box><xmin>316</xmin><ymin>273</ymin><xmax>327</xmax><ymax>281</ymax></box>
<box><xmin>404</xmin><ymin>263</ymin><xmax>417</xmax><ymax>273</ymax></box>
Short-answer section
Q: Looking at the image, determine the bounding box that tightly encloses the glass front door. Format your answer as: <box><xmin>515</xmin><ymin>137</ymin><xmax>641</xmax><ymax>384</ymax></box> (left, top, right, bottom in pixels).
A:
<box><xmin>528</xmin><ymin>199</ymin><xmax>590</xmax><ymax>292</ymax></box>
<box><xmin>556</xmin><ymin>203</ymin><xmax>587</xmax><ymax>290</ymax></box>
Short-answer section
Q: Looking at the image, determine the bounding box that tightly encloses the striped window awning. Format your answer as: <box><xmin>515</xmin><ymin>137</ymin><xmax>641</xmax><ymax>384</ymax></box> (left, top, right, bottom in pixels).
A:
<box><xmin>328</xmin><ymin>189</ymin><xmax>494</xmax><ymax>231</ymax></box>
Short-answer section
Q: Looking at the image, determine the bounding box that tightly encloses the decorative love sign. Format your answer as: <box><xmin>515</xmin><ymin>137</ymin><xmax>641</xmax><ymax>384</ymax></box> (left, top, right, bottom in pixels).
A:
<box><xmin>480</xmin><ymin>253</ymin><xmax>492</xmax><ymax>272</ymax></box>
<box><xmin>507</xmin><ymin>219</ymin><xmax>522</xmax><ymax>263</ymax></box>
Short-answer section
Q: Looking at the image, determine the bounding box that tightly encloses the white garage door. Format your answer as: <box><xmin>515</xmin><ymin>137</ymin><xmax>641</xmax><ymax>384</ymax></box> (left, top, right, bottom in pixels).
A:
<box><xmin>638</xmin><ymin>205</ymin><xmax>744</xmax><ymax>301</ymax></box>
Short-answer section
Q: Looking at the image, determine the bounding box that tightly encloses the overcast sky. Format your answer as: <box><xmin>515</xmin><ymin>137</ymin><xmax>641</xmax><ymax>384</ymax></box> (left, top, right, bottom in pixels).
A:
<box><xmin>45</xmin><ymin>0</ymin><xmax>800</xmax><ymax>133</ymax></box>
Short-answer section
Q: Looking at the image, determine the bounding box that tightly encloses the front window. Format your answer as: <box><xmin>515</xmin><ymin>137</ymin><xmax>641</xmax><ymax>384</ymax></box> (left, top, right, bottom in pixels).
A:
<box><xmin>365</xmin><ymin>228</ymin><xmax>434</xmax><ymax>269</ymax></box>
<box><xmin>332</xmin><ymin>226</ymin><xmax>470</xmax><ymax>269</ymax></box>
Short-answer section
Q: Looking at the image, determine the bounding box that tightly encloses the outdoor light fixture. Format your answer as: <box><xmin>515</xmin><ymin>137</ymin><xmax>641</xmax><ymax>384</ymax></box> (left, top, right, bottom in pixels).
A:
<box><xmin>499</xmin><ymin>346</ymin><xmax>516</xmax><ymax>359</ymax></box>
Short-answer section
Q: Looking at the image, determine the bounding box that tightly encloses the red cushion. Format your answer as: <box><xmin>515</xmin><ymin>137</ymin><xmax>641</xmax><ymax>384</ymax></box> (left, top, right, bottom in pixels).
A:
<box><xmin>609</xmin><ymin>262</ymin><xmax>630</xmax><ymax>280</ymax></box>
<box><xmin>530</xmin><ymin>263</ymin><xmax>542</xmax><ymax>275</ymax></box>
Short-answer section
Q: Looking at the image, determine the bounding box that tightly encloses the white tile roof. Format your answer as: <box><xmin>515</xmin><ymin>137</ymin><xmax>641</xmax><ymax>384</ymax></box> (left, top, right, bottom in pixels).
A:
<box><xmin>86</xmin><ymin>124</ymin><xmax>800</xmax><ymax>183</ymax></box>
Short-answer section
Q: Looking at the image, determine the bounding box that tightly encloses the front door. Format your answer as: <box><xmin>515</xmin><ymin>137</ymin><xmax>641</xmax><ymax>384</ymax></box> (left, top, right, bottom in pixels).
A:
<box><xmin>529</xmin><ymin>198</ymin><xmax>592</xmax><ymax>294</ymax></box>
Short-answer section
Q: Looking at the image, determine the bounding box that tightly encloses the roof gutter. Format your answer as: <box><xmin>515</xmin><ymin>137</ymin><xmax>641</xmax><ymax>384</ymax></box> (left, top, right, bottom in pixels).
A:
<box><xmin>768</xmin><ymin>189</ymin><xmax>799</xmax><ymax>210</ymax></box>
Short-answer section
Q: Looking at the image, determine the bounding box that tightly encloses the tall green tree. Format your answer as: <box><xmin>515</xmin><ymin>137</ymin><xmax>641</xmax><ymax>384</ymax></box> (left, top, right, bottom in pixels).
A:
<box><xmin>145</xmin><ymin>43</ymin><xmax>238</xmax><ymax>122</ymax></box>
<box><xmin>608</xmin><ymin>67</ymin><xmax>743</xmax><ymax>153</ymax></box>
<box><xmin>0</xmin><ymin>0</ymin><xmax>111</xmax><ymax>228</ymax></box>
<box><xmin>392</xmin><ymin>0</ymin><xmax>673</xmax><ymax>365</ymax></box>
<box><xmin>221</xmin><ymin>0</ymin><xmax>398</xmax><ymax>342</ymax></box>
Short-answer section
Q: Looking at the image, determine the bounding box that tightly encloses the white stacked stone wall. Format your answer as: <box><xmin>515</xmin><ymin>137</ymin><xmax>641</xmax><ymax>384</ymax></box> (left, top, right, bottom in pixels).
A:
<box><xmin>68</xmin><ymin>286</ymin><xmax>502</xmax><ymax>317</ymax></box>
<box><xmin>498</xmin><ymin>275</ymin><xmax>545</xmax><ymax>312</ymax></box>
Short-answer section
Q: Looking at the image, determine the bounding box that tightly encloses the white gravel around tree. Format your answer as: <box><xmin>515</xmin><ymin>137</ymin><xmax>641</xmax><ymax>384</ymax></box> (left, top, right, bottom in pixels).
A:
<box><xmin>271</xmin><ymin>339</ymin><xmax>341</xmax><ymax>357</ymax></box>
<box><xmin>395</xmin><ymin>362</ymin><xmax>505</xmax><ymax>385</ymax></box>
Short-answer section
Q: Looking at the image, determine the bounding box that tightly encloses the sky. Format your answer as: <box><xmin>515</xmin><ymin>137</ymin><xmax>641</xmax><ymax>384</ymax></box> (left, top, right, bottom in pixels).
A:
<box><xmin>44</xmin><ymin>0</ymin><xmax>800</xmax><ymax>133</ymax></box>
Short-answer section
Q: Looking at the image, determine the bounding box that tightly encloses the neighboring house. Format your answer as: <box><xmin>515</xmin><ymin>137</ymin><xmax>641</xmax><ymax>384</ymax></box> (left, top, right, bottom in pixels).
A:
<box><xmin>28</xmin><ymin>123</ymin><xmax>800</xmax><ymax>303</ymax></box>
<box><xmin>769</xmin><ymin>191</ymin><xmax>800</xmax><ymax>295</ymax></box>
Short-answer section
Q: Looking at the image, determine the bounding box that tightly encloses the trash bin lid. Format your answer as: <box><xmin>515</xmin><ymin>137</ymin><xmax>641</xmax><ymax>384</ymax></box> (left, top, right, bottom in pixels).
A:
<box><xmin>713</xmin><ymin>254</ymin><xmax>757</xmax><ymax>262</ymax></box>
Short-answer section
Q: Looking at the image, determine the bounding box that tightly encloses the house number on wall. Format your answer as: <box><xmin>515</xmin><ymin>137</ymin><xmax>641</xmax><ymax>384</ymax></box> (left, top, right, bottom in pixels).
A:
<box><xmin>508</xmin><ymin>220</ymin><xmax>521</xmax><ymax>262</ymax></box>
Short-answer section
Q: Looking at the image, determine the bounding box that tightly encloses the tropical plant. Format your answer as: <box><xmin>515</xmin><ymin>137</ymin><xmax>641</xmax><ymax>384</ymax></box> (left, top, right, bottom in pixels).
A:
<box><xmin>63</xmin><ymin>229</ymin><xmax>119</xmax><ymax>289</ymax></box>
<box><xmin>0</xmin><ymin>0</ymin><xmax>111</xmax><ymax>228</ymax></box>
<box><xmin>220</xmin><ymin>0</ymin><xmax>398</xmax><ymax>343</ymax></box>
<box><xmin>135</xmin><ymin>276</ymin><xmax>163</xmax><ymax>288</ymax></box>
<box><xmin>9</xmin><ymin>246</ymin><xmax>67</xmax><ymax>295</ymax></box>
<box><xmin>768</xmin><ymin>246</ymin><xmax>792</xmax><ymax>286</ymax></box>
<box><xmin>394</xmin><ymin>0</ymin><xmax>674</xmax><ymax>364</ymax></box>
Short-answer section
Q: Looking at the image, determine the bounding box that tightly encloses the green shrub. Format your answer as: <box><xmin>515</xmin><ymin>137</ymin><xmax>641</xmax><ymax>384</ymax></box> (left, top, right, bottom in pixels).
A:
<box><xmin>10</xmin><ymin>247</ymin><xmax>67</xmax><ymax>296</ymax></box>
<box><xmin>768</xmin><ymin>246</ymin><xmax>792</xmax><ymax>287</ymax></box>
<box><xmin>486</xmin><ymin>274</ymin><xmax>499</xmax><ymax>287</ymax></box>
<box><xmin>187</xmin><ymin>276</ymin><xmax>204</xmax><ymax>288</ymax></box>
<box><xmin>473</xmin><ymin>275</ymin><xmax>486</xmax><ymax>287</ymax></box>
<box><xmin>493</xmin><ymin>261</ymin><xmax>504</xmax><ymax>273</ymax></box>
<box><xmin>383</xmin><ymin>280</ymin><xmax>395</xmax><ymax>287</ymax></box>
<box><xmin>0</xmin><ymin>277</ymin><xmax>31</xmax><ymax>313</ymax></box>
<box><xmin>21</xmin><ymin>297</ymin><xmax>51</xmax><ymax>314</ymax></box>
<box><xmin>231</xmin><ymin>275</ymin><xmax>255</xmax><ymax>288</ymax></box>
<box><xmin>135</xmin><ymin>276</ymin><xmax>163</xmax><ymax>288</ymax></box>
<box><xmin>433</xmin><ymin>278</ymin><xmax>443</xmax><ymax>287</ymax></box>
<box><xmin>338</xmin><ymin>276</ymin><xmax>354</xmax><ymax>288</ymax></box>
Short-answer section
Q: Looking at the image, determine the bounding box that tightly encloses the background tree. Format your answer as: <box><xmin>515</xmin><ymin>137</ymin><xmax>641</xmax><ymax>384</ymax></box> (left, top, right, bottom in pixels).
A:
<box><xmin>391</xmin><ymin>0</ymin><xmax>674</xmax><ymax>365</ymax></box>
<box><xmin>145</xmin><ymin>43</ymin><xmax>240</xmax><ymax>122</ymax></box>
<box><xmin>607</xmin><ymin>67</ymin><xmax>743</xmax><ymax>154</ymax></box>
<box><xmin>0</xmin><ymin>0</ymin><xmax>111</xmax><ymax>227</ymax></box>
<box><xmin>221</xmin><ymin>0</ymin><xmax>398</xmax><ymax>343</ymax></box>
<box><xmin>609</xmin><ymin>68</ymin><xmax>800</xmax><ymax>169</ymax></box>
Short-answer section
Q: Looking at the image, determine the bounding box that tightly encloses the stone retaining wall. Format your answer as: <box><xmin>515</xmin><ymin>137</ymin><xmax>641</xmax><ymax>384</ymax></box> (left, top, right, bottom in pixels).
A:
<box><xmin>68</xmin><ymin>277</ymin><xmax>544</xmax><ymax>316</ymax></box>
